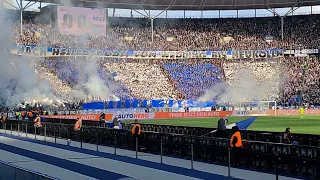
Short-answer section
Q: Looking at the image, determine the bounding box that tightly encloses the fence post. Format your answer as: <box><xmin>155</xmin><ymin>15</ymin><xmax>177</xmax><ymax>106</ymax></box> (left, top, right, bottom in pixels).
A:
<box><xmin>10</xmin><ymin>123</ymin><xmax>12</xmax><ymax>135</ymax></box>
<box><xmin>44</xmin><ymin>125</ymin><xmax>46</xmax><ymax>142</ymax></box>
<box><xmin>276</xmin><ymin>155</ymin><xmax>279</xmax><ymax>180</ymax></box>
<box><xmin>191</xmin><ymin>144</ymin><xmax>194</xmax><ymax>169</ymax></box>
<box><xmin>4</xmin><ymin>123</ymin><xmax>6</xmax><ymax>134</ymax></box>
<box><xmin>80</xmin><ymin>130</ymin><xmax>83</xmax><ymax>148</ymax></box>
<box><xmin>114</xmin><ymin>135</ymin><xmax>117</xmax><ymax>155</ymax></box>
<box><xmin>25</xmin><ymin>124</ymin><xmax>27</xmax><ymax>138</ymax></box>
<box><xmin>34</xmin><ymin>126</ymin><xmax>36</xmax><ymax>139</ymax></box>
<box><xmin>135</xmin><ymin>137</ymin><xmax>138</xmax><ymax>159</ymax></box>
<box><xmin>228</xmin><ymin>148</ymin><xmax>231</xmax><ymax>179</ymax></box>
<box><xmin>160</xmin><ymin>139</ymin><xmax>163</xmax><ymax>163</ymax></box>
<box><xmin>96</xmin><ymin>133</ymin><xmax>99</xmax><ymax>152</ymax></box>
<box><xmin>54</xmin><ymin>128</ymin><xmax>56</xmax><ymax>143</ymax></box>
<box><xmin>18</xmin><ymin>124</ymin><xmax>20</xmax><ymax>136</ymax></box>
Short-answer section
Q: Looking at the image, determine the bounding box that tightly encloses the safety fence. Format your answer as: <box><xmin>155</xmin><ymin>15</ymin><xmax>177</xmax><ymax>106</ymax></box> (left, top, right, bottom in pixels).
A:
<box><xmin>0</xmin><ymin>159</ymin><xmax>58</xmax><ymax>180</ymax></box>
<box><xmin>0</xmin><ymin>121</ymin><xmax>319</xmax><ymax>179</ymax></box>
<box><xmin>12</xmin><ymin>118</ymin><xmax>318</xmax><ymax>147</ymax></box>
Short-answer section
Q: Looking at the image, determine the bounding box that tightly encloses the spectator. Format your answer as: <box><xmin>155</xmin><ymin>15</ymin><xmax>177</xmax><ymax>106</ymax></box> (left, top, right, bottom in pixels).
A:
<box><xmin>283</xmin><ymin>127</ymin><xmax>292</xmax><ymax>144</ymax></box>
<box><xmin>216</xmin><ymin>116</ymin><xmax>228</xmax><ymax>138</ymax></box>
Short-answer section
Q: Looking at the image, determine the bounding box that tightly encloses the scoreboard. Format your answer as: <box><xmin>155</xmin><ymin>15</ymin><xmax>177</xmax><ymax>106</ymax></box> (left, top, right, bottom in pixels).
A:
<box><xmin>56</xmin><ymin>6</ymin><xmax>107</xmax><ymax>36</ymax></box>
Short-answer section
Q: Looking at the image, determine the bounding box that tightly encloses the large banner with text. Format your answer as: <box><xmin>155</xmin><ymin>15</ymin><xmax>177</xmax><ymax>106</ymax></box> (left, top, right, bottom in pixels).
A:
<box><xmin>11</xmin><ymin>45</ymin><xmax>284</xmax><ymax>59</ymax></box>
<box><xmin>42</xmin><ymin>111</ymin><xmax>233</xmax><ymax>121</ymax></box>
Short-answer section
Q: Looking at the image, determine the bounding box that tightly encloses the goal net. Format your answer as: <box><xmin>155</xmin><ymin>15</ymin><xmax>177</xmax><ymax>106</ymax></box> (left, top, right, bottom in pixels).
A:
<box><xmin>230</xmin><ymin>101</ymin><xmax>277</xmax><ymax>116</ymax></box>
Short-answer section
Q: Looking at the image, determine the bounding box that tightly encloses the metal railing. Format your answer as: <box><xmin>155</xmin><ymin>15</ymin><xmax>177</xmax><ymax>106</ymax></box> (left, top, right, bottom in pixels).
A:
<box><xmin>0</xmin><ymin>159</ymin><xmax>59</xmax><ymax>180</ymax></box>
<box><xmin>0</xmin><ymin>121</ymin><xmax>319</xmax><ymax>179</ymax></box>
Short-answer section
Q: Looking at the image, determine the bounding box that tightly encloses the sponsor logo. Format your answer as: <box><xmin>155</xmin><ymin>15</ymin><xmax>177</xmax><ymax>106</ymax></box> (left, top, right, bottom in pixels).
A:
<box><xmin>117</xmin><ymin>113</ymin><xmax>151</xmax><ymax>119</ymax></box>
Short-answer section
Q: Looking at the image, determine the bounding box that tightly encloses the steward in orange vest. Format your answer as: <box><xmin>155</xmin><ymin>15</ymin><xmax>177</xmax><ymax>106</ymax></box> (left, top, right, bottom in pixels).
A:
<box><xmin>34</xmin><ymin>115</ymin><xmax>42</xmax><ymax>128</ymax></box>
<box><xmin>131</xmin><ymin>119</ymin><xmax>141</xmax><ymax>149</ymax></box>
<box><xmin>27</xmin><ymin>111</ymin><xmax>33</xmax><ymax>121</ymax></box>
<box><xmin>74</xmin><ymin>118</ymin><xmax>82</xmax><ymax>131</ymax></box>
<box><xmin>0</xmin><ymin>113</ymin><xmax>6</xmax><ymax>123</ymax></box>
<box><xmin>131</xmin><ymin>119</ymin><xmax>141</xmax><ymax>136</ymax></box>
<box><xmin>21</xmin><ymin>111</ymin><xmax>26</xmax><ymax>120</ymax></box>
<box><xmin>230</xmin><ymin>126</ymin><xmax>243</xmax><ymax>149</ymax></box>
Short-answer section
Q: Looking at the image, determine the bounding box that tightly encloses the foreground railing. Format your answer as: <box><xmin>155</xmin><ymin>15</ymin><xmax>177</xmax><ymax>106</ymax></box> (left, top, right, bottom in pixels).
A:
<box><xmin>0</xmin><ymin>159</ymin><xmax>59</xmax><ymax>180</ymax></box>
<box><xmin>29</xmin><ymin>118</ymin><xmax>320</xmax><ymax>146</ymax></box>
<box><xmin>0</xmin><ymin>121</ymin><xmax>319</xmax><ymax>179</ymax></box>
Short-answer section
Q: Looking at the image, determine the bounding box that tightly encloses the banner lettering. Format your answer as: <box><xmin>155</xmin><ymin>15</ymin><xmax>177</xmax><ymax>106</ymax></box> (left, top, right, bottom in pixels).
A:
<box><xmin>11</xmin><ymin>45</ymin><xmax>285</xmax><ymax>59</ymax></box>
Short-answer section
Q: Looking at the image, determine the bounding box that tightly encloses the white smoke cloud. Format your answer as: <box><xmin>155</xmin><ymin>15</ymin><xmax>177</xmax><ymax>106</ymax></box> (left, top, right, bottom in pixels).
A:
<box><xmin>82</xmin><ymin>58</ymin><xmax>119</xmax><ymax>101</ymax></box>
<box><xmin>0</xmin><ymin>6</ymin><xmax>62</xmax><ymax>108</ymax></box>
<box><xmin>64</xmin><ymin>57</ymin><xmax>119</xmax><ymax>101</ymax></box>
<box><xmin>199</xmin><ymin>61</ymin><xmax>280</xmax><ymax>104</ymax></box>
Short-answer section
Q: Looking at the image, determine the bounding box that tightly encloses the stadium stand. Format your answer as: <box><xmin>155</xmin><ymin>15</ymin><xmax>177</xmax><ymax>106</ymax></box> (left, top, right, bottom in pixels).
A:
<box><xmin>6</xmin><ymin>12</ymin><xmax>320</xmax><ymax>107</ymax></box>
<box><xmin>163</xmin><ymin>59</ymin><xmax>223</xmax><ymax>99</ymax></box>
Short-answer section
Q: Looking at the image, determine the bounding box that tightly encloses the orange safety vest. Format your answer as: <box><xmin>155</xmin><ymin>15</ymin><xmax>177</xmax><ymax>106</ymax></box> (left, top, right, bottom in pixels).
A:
<box><xmin>74</xmin><ymin>119</ymin><xmax>82</xmax><ymax>131</ymax></box>
<box><xmin>28</xmin><ymin>112</ymin><xmax>33</xmax><ymax>117</ymax></box>
<box><xmin>34</xmin><ymin>117</ymin><xmax>41</xmax><ymax>126</ymax></box>
<box><xmin>230</xmin><ymin>131</ymin><xmax>243</xmax><ymax>148</ymax></box>
<box><xmin>1</xmin><ymin>115</ymin><xmax>6</xmax><ymax>122</ymax></box>
<box><xmin>131</xmin><ymin>124</ymin><xmax>141</xmax><ymax>135</ymax></box>
<box><xmin>21</xmin><ymin>112</ymin><xmax>26</xmax><ymax>117</ymax></box>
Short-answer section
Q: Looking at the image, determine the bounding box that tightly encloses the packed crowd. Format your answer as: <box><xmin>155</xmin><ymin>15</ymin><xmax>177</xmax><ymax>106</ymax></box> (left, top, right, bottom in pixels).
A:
<box><xmin>102</xmin><ymin>59</ymin><xmax>179</xmax><ymax>100</ymax></box>
<box><xmin>163</xmin><ymin>59</ymin><xmax>223</xmax><ymax>99</ymax></box>
<box><xmin>223</xmin><ymin>58</ymin><xmax>281</xmax><ymax>102</ymax></box>
<box><xmin>41</xmin><ymin>57</ymin><xmax>132</xmax><ymax>101</ymax></box>
<box><xmin>10</xmin><ymin>14</ymin><xmax>320</xmax><ymax>50</ymax></box>
<box><xmin>8</xmin><ymin>11</ymin><xmax>320</xmax><ymax>106</ymax></box>
<box><xmin>279</xmin><ymin>56</ymin><xmax>320</xmax><ymax>106</ymax></box>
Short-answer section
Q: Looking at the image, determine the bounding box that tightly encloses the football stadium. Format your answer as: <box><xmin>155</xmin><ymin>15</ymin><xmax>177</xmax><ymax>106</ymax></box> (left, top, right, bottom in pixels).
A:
<box><xmin>0</xmin><ymin>0</ymin><xmax>320</xmax><ymax>179</ymax></box>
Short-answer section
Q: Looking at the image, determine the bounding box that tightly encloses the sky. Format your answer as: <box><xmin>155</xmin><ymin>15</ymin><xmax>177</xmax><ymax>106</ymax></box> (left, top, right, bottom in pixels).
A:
<box><xmin>3</xmin><ymin>0</ymin><xmax>320</xmax><ymax>18</ymax></box>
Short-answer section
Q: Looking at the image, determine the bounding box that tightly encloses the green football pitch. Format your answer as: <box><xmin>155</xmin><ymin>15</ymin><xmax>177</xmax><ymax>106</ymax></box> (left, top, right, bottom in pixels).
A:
<box><xmin>129</xmin><ymin>115</ymin><xmax>320</xmax><ymax>135</ymax></box>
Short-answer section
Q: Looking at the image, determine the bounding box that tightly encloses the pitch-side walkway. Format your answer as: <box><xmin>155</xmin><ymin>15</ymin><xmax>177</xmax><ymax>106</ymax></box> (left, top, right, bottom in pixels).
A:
<box><xmin>0</xmin><ymin>129</ymin><xmax>300</xmax><ymax>180</ymax></box>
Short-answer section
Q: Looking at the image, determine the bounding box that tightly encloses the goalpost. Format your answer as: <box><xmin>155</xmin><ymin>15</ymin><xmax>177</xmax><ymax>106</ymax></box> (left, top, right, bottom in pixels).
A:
<box><xmin>230</xmin><ymin>101</ymin><xmax>277</xmax><ymax>116</ymax></box>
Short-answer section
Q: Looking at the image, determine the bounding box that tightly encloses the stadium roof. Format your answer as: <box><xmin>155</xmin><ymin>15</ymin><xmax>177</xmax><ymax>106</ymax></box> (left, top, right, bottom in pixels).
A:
<box><xmin>31</xmin><ymin>0</ymin><xmax>320</xmax><ymax>10</ymax></box>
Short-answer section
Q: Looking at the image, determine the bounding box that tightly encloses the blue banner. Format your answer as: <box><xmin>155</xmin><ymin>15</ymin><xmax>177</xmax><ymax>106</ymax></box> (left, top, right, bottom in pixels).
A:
<box><xmin>11</xmin><ymin>45</ymin><xmax>285</xmax><ymax>59</ymax></box>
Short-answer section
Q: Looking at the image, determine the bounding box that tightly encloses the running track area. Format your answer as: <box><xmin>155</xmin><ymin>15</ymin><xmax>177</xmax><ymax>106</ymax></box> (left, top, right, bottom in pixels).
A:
<box><xmin>0</xmin><ymin>129</ymin><xmax>300</xmax><ymax>180</ymax></box>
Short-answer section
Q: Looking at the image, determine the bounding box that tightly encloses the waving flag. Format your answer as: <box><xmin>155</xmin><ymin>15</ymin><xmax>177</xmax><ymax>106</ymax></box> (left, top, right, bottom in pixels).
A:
<box><xmin>227</xmin><ymin>117</ymin><xmax>257</xmax><ymax>130</ymax></box>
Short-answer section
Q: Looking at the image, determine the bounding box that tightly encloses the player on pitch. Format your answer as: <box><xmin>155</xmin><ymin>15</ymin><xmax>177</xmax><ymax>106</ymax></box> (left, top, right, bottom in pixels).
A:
<box><xmin>299</xmin><ymin>106</ymin><xmax>305</xmax><ymax>119</ymax></box>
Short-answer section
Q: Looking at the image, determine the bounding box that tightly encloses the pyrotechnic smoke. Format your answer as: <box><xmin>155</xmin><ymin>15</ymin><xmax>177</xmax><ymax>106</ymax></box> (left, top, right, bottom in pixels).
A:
<box><xmin>82</xmin><ymin>58</ymin><xmax>118</xmax><ymax>101</ymax></box>
<box><xmin>64</xmin><ymin>57</ymin><xmax>118</xmax><ymax>101</ymax></box>
<box><xmin>0</xmin><ymin>6</ymin><xmax>62</xmax><ymax>108</ymax></box>
<box><xmin>199</xmin><ymin>61</ymin><xmax>280</xmax><ymax>104</ymax></box>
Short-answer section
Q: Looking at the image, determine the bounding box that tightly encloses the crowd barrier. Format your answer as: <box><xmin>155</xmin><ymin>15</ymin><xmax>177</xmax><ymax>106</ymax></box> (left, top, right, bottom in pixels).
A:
<box><xmin>7</xmin><ymin>118</ymin><xmax>320</xmax><ymax>146</ymax></box>
<box><xmin>0</xmin><ymin>121</ymin><xmax>319</xmax><ymax>179</ymax></box>
<box><xmin>122</xmin><ymin>124</ymin><xmax>320</xmax><ymax>147</ymax></box>
<box><xmin>38</xmin><ymin>109</ymin><xmax>320</xmax><ymax>121</ymax></box>
<box><xmin>0</xmin><ymin>159</ymin><xmax>57</xmax><ymax>180</ymax></box>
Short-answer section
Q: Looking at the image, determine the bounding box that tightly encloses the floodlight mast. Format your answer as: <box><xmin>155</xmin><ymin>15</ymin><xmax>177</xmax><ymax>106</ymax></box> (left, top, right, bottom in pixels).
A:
<box><xmin>266</xmin><ymin>4</ymin><xmax>300</xmax><ymax>41</ymax></box>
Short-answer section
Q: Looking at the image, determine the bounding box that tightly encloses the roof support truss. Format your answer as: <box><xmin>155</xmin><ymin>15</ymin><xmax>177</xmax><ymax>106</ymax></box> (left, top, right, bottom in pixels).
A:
<box><xmin>266</xmin><ymin>3</ymin><xmax>300</xmax><ymax>18</ymax></box>
<box><xmin>24</xmin><ymin>1</ymin><xmax>38</xmax><ymax>9</ymax></box>
<box><xmin>266</xmin><ymin>4</ymin><xmax>300</xmax><ymax>41</ymax></box>
<box><xmin>2</xmin><ymin>0</ymin><xmax>19</xmax><ymax>9</ymax></box>
<box><xmin>155</xmin><ymin>0</ymin><xmax>176</xmax><ymax>18</ymax></box>
<box><xmin>132</xmin><ymin>8</ymin><xmax>149</xmax><ymax>18</ymax></box>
